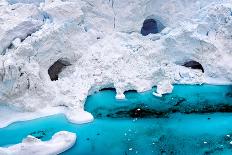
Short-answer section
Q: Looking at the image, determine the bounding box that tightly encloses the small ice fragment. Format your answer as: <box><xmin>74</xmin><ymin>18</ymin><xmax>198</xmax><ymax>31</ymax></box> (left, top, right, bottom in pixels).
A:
<box><xmin>226</xmin><ymin>135</ymin><xmax>230</xmax><ymax>137</ymax></box>
<box><xmin>129</xmin><ymin>148</ymin><xmax>133</xmax><ymax>151</ymax></box>
<box><xmin>153</xmin><ymin>92</ymin><xmax>162</xmax><ymax>97</ymax></box>
<box><xmin>230</xmin><ymin>141</ymin><xmax>232</xmax><ymax>145</ymax></box>
<box><xmin>204</xmin><ymin>141</ymin><xmax>207</xmax><ymax>144</ymax></box>
<box><xmin>133</xmin><ymin>118</ymin><xmax>138</xmax><ymax>122</ymax></box>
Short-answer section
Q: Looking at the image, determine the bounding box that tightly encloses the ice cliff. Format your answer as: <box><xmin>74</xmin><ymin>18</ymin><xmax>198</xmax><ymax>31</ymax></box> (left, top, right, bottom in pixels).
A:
<box><xmin>0</xmin><ymin>0</ymin><xmax>232</xmax><ymax>123</ymax></box>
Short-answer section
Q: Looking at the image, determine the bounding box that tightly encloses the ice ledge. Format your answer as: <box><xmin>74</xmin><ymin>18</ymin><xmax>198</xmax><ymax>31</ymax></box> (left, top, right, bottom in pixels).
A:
<box><xmin>0</xmin><ymin>106</ymin><xmax>94</xmax><ymax>128</ymax></box>
<box><xmin>66</xmin><ymin>110</ymin><xmax>94</xmax><ymax>124</ymax></box>
<box><xmin>0</xmin><ymin>131</ymin><xmax>76</xmax><ymax>155</ymax></box>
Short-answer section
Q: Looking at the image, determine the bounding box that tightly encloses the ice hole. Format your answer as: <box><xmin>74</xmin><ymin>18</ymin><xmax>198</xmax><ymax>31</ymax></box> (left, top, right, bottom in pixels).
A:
<box><xmin>48</xmin><ymin>59</ymin><xmax>71</xmax><ymax>81</ymax></box>
<box><xmin>141</xmin><ymin>19</ymin><xmax>165</xmax><ymax>36</ymax></box>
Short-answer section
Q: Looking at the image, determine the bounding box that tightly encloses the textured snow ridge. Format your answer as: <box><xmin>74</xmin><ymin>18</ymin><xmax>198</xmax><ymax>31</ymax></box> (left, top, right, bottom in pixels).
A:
<box><xmin>0</xmin><ymin>131</ymin><xmax>76</xmax><ymax>155</ymax></box>
<box><xmin>0</xmin><ymin>0</ymin><xmax>232</xmax><ymax>123</ymax></box>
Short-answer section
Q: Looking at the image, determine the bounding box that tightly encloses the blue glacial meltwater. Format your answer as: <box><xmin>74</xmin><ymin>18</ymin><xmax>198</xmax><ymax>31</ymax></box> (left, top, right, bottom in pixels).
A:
<box><xmin>0</xmin><ymin>85</ymin><xmax>232</xmax><ymax>155</ymax></box>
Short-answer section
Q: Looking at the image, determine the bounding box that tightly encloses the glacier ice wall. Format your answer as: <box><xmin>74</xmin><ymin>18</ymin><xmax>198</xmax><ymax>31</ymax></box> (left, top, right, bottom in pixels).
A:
<box><xmin>0</xmin><ymin>0</ymin><xmax>232</xmax><ymax>122</ymax></box>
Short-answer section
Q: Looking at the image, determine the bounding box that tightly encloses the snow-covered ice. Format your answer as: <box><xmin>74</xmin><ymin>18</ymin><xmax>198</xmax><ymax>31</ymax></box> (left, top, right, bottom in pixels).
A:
<box><xmin>0</xmin><ymin>0</ymin><xmax>231</xmax><ymax>126</ymax></box>
<box><xmin>0</xmin><ymin>131</ymin><xmax>76</xmax><ymax>155</ymax></box>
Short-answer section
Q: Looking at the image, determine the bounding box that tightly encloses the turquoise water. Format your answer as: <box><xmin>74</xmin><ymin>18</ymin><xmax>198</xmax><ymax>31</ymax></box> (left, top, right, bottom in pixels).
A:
<box><xmin>0</xmin><ymin>85</ymin><xmax>232</xmax><ymax>155</ymax></box>
<box><xmin>85</xmin><ymin>85</ymin><xmax>232</xmax><ymax>118</ymax></box>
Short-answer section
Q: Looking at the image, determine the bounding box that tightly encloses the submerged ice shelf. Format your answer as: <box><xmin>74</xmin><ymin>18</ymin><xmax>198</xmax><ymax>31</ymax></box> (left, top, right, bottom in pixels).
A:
<box><xmin>0</xmin><ymin>85</ymin><xmax>232</xmax><ymax>155</ymax></box>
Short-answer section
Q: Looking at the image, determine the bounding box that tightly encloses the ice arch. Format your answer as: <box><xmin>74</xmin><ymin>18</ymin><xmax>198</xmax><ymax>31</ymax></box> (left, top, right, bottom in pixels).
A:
<box><xmin>141</xmin><ymin>18</ymin><xmax>165</xmax><ymax>36</ymax></box>
<box><xmin>182</xmin><ymin>60</ymin><xmax>204</xmax><ymax>73</ymax></box>
<box><xmin>48</xmin><ymin>59</ymin><xmax>71</xmax><ymax>81</ymax></box>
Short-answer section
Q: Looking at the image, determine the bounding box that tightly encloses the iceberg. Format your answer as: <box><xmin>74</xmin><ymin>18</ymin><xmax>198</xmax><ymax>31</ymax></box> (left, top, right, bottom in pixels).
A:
<box><xmin>0</xmin><ymin>131</ymin><xmax>76</xmax><ymax>155</ymax></box>
<box><xmin>0</xmin><ymin>0</ymin><xmax>231</xmax><ymax>122</ymax></box>
<box><xmin>0</xmin><ymin>0</ymin><xmax>232</xmax><ymax>154</ymax></box>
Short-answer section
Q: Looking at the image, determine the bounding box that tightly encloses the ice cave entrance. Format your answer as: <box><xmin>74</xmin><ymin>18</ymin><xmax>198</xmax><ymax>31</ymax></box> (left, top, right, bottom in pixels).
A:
<box><xmin>182</xmin><ymin>60</ymin><xmax>204</xmax><ymax>73</ymax></box>
<box><xmin>141</xmin><ymin>18</ymin><xmax>165</xmax><ymax>36</ymax></box>
<box><xmin>48</xmin><ymin>59</ymin><xmax>71</xmax><ymax>81</ymax></box>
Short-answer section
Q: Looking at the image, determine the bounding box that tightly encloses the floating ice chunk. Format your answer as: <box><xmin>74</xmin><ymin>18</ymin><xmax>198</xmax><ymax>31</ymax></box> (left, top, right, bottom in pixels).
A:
<box><xmin>66</xmin><ymin>110</ymin><xmax>94</xmax><ymax>124</ymax></box>
<box><xmin>153</xmin><ymin>92</ymin><xmax>162</xmax><ymax>97</ymax></box>
<box><xmin>0</xmin><ymin>131</ymin><xmax>76</xmax><ymax>155</ymax></box>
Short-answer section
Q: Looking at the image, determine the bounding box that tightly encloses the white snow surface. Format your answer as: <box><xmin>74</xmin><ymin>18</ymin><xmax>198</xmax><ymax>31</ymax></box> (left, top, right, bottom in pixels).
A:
<box><xmin>0</xmin><ymin>131</ymin><xmax>76</xmax><ymax>155</ymax></box>
<box><xmin>0</xmin><ymin>0</ymin><xmax>232</xmax><ymax>124</ymax></box>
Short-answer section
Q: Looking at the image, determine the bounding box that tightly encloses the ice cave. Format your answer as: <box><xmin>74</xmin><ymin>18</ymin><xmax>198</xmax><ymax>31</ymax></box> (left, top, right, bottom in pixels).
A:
<box><xmin>182</xmin><ymin>60</ymin><xmax>204</xmax><ymax>73</ymax></box>
<box><xmin>48</xmin><ymin>59</ymin><xmax>71</xmax><ymax>81</ymax></box>
<box><xmin>0</xmin><ymin>0</ymin><xmax>232</xmax><ymax>155</ymax></box>
<box><xmin>141</xmin><ymin>18</ymin><xmax>165</xmax><ymax>36</ymax></box>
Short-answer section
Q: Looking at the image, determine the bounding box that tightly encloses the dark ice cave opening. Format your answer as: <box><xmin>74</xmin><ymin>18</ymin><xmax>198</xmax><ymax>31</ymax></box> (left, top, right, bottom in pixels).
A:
<box><xmin>182</xmin><ymin>60</ymin><xmax>204</xmax><ymax>73</ymax></box>
<box><xmin>141</xmin><ymin>18</ymin><xmax>165</xmax><ymax>36</ymax></box>
<box><xmin>48</xmin><ymin>59</ymin><xmax>71</xmax><ymax>81</ymax></box>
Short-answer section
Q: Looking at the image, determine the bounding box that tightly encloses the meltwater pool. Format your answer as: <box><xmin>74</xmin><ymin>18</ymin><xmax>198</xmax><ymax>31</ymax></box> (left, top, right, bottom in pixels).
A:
<box><xmin>0</xmin><ymin>85</ymin><xmax>232</xmax><ymax>155</ymax></box>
